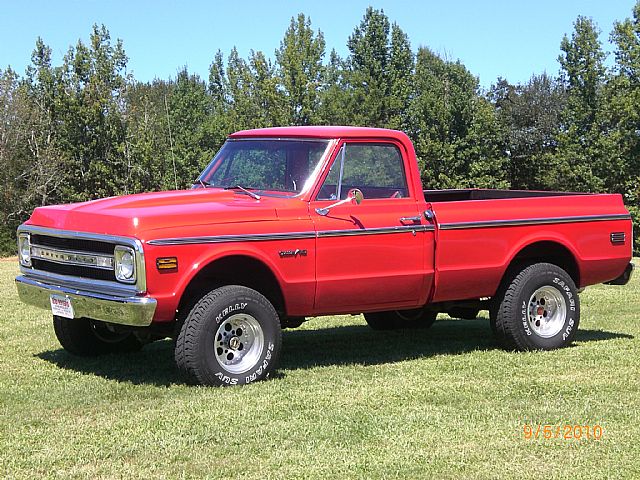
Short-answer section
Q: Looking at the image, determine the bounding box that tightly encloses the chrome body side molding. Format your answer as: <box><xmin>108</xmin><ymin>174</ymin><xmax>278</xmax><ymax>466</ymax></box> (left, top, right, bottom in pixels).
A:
<box><xmin>148</xmin><ymin>231</ymin><xmax>317</xmax><ymax>246</ymax></box>
<box><xmin>148</xmin><ymin>225</ymin><xmax>435</xmax><ymax>246</ymax></box>
<box><xmin>438</xmin><ymin>214</ymin><xmax>632</xmax><ymax>231</ymax></box>
<box><xmin>317</xmin><ymin>225</ymin><xmax>434</xmax><ymax>238</ymax></box>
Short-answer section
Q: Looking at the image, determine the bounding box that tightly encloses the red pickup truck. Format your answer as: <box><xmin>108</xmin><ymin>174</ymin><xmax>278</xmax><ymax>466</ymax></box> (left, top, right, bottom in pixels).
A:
<box><xmin>15</xmin><ymin>127</ymin><xmax>634</xmax><ymax>386</ymax></box>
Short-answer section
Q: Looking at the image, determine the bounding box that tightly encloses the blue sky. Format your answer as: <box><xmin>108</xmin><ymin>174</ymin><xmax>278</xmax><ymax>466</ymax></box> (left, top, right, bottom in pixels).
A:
<box><xmin>0</xmin><ymin>0</ymin><xmax>636</xmax><ymax>87</ymax></box>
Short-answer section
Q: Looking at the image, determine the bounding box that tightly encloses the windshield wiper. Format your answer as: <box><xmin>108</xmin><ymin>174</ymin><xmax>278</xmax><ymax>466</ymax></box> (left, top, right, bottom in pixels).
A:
<box><xmin>193</xmin><ymin>179</ymin><xmax>212</xmax><ymax>188</ymax></box>
<box><xmin>224</xmin><ymin>185</ymin><xmax>261</xmax><ymax>200</ymax></box>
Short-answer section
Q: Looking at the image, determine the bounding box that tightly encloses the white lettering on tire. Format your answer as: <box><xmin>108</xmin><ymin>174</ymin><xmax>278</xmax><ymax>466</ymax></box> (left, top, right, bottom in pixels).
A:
<box><xmin>245</xmin><ymin>342</ymin><xmax>276</xmax><ymax>384</ymax></box>
<box><xmin>215</xmin><ymin>302</ymin><xmax>248</xmax><ymax>323</ymax></box>
<box><xmin>214</xmin><ymin>372</ymin><xmax>238</xmax><ymax>385</ymax></box>
<box><xmin>521</xmin><ymin>301</ymin><xmax>532</xmax><ymax>335</ymax></box>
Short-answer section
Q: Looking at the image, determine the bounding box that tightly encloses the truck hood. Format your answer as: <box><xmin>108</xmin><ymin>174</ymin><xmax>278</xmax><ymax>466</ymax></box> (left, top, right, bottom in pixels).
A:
<box><xmin>26</xmin><ymin>188</ymin><xmax>284</xmax><ymax>239</ymax></box>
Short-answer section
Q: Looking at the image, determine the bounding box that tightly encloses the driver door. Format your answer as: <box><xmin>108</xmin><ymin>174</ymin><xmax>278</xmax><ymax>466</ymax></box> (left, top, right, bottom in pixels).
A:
<box><xmin>310</xmin><ymin>140</ymin><xmax>433</xmax><ymax>313</ymax></box>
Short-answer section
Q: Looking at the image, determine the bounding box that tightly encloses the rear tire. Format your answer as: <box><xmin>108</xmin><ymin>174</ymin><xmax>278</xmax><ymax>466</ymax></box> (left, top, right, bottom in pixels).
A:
<box><xmin>174</xmin><ymin>285</ymin><xmax>282</xmax><ymax>386</ymax></box>
<box><xmin>364</xmin><ymin>308</ymin><xmax>437</xmax><ymax>330</ymax></box>
<box><xmin>493</xmin><ymin>263</ymin><xmax>580</xmax><ymax>351</ymax></box>
<box><xmin>53</xmin><ymin>316</ymin><xmax>143</xmax><ymax>356</ymax></box>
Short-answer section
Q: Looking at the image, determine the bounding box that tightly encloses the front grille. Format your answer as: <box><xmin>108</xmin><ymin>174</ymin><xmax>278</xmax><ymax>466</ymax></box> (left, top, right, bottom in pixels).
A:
<box><xmin>31</xmin><ymin>259</ymin><xmax>116</xmax><ymax>281</ymax></box>
<box><xmin>31</xmin><ymin>234</ymin><xmax>116</xmax><ymax>255</ymax></box>
<box><xmin>29</xmin><ymin>234</ymin><xmax>118</xmax><ymax>282</ymax></box>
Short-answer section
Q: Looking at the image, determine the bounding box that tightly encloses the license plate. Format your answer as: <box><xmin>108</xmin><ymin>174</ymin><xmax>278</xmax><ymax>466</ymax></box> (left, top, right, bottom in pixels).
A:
<box><xmin>50</xmin><ymin>294</ymin><xmax>74</xmax><ymax>319</ymax></box>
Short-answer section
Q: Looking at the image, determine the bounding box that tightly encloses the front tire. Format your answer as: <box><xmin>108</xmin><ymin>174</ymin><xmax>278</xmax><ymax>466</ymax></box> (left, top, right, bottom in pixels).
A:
<box><xmin>364</xmin><ymin>308</ymin><xmax>437</xmax><ymax>330</ymax></box>
<box><xmin>493</xmin><ymin>263</ymin><xmax>580</xmax><ymax>351</ymax></box>
<box><xmin>174</xmin><ymin>285</ymin><xmax>282</xmax><ymax>386</ymax></box>
<box><xmin>53</xmin><ymin>316</ymin><xmax>143</xmax><ymax>356</ymax></box>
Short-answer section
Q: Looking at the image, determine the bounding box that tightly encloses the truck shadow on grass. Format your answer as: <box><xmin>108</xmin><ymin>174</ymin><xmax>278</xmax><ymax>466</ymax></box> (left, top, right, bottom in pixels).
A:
<box><xmin>35</xmin><ymin>318</ymin><xmax>633</xmax><ymax>387</ymax></box>
<box><xmin>279</xmin><ymin>320</ymin><xmax>634</xmax><ymax>370</ymax></box>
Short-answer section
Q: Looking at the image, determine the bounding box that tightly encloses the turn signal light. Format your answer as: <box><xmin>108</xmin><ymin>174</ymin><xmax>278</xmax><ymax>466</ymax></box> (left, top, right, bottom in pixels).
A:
<box><xmin>156</xmin><ymin>257</ymin><xmax>178</xmax><ymax>272</ymax></box>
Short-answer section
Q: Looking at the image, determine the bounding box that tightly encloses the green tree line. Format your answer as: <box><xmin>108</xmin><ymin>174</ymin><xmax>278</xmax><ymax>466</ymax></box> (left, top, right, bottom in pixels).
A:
<box><xmin>1</xmin><ymin>6</ymin><xmax>639</xmax><ymax>254</ymax></box>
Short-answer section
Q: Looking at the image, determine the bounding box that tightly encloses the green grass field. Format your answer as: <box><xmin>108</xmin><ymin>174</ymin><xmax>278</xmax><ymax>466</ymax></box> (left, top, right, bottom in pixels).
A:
<box><xmin>1</xmin><ymin>258</ymin><xmax>639</xmax><ymax>479</ymax></box>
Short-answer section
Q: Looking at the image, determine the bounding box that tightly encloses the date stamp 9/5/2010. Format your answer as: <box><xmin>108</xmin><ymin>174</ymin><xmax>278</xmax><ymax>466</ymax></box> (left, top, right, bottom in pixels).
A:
<box><xmin>523</xmin><ymin>424</ymin><xmax>604</xmax><ymax>440</ymax></box>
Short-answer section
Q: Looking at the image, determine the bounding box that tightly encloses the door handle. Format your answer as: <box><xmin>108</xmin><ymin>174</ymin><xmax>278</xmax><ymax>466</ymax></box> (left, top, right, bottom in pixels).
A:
<box><xmin>399</xmin><ymin>216</ymin><xmax>422</xmax><ymax>224</ymax></box>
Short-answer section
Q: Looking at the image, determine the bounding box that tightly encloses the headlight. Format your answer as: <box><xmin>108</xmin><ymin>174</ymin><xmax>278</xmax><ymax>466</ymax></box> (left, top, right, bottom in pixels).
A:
<box><xmin>18</xmin><ymin>233</ymin><xmax>31</xmax><ymax>267</ymax></box>
<box><xmin>114</xmin><ymin>246</ymin><xmax>136</xmax><ymax>283</ymax></box>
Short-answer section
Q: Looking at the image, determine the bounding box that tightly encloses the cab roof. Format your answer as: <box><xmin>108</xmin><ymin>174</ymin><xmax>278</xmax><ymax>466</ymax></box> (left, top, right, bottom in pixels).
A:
<box><xmin>229</xmin><ymin>126</ymin><xmax>410</xmax><ymax>142</ymax></box>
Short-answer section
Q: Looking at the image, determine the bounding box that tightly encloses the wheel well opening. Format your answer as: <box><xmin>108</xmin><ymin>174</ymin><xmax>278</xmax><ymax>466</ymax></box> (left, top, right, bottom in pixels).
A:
<box><xmin>508</xmin><ymin>241</ymin><xmax>580</xmax><ymax>287</ymax></box>
<box><xmin>177</xmin><ymin>255</ymin><xmax>286</xmax><ymax>322</ymax></box>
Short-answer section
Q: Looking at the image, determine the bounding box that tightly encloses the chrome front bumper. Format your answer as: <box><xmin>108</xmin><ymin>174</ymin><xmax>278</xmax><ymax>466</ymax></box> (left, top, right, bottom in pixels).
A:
<box><xmin>16</xmin><ymin>275</ymin><xmax>157</xmax><ymax>327</ymax></box>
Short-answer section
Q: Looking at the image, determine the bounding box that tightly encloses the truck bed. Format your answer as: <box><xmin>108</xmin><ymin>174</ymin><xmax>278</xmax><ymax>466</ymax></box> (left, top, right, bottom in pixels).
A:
<box><xmin>424</xmin><ymin>189</ymin><xmax>586</xmax><ymax>203</ymax></box>
<box><xmin>425</xmin><ymin>189</ymin><xmax>631</xmax><ymax>303</ymax></box>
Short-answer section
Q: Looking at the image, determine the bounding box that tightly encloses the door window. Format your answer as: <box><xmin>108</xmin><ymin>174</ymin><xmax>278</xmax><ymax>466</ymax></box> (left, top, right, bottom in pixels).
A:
<box><xmin>317</xmin><ymin>143</ymin><xmax>408</xmax><ymax>200</ymax></box>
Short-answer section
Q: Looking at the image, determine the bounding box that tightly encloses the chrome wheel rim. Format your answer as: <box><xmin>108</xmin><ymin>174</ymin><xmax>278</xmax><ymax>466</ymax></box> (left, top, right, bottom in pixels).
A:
<box><xmin>527</xmin><ymin>286</ymin><xmax>567</xmax><ymax>338</ymax></box>
<box><xmin>214</xmin><ymin>314</ymin><xmax>264</xmax><ymax>374</ymax></box>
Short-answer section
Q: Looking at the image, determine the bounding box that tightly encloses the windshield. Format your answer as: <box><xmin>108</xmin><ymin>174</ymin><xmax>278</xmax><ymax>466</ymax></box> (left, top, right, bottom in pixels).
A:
<box><xmin>196</xmin><ymin>139</ymin><xmax>330</xmax><ymax>197</ymax></box>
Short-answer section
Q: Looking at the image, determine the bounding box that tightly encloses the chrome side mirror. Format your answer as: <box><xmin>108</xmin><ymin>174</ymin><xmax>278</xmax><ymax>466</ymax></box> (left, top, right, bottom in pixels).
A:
<box><xmin>315</xmin><ymin>188</ymin><xmax>364</xmax><ymax>216</ymax></box>
<box><xmin>350</xmin><ymin>188</ymin><xmax>363</xmax><ymax>205</ymax></box>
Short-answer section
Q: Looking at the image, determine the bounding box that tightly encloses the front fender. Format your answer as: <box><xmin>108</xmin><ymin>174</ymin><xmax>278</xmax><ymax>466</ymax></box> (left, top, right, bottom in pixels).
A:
<box><xmin>143</xmin><ymin>238</ymin><xmax>315</xmax><ymax>321</ymax></box>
